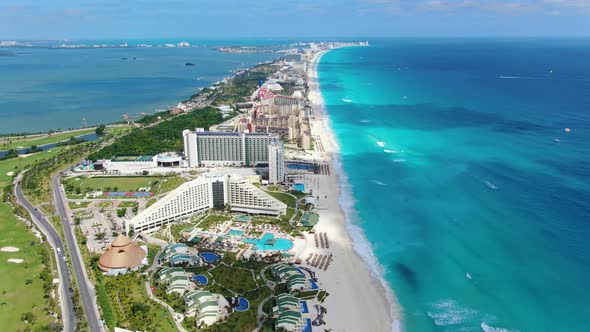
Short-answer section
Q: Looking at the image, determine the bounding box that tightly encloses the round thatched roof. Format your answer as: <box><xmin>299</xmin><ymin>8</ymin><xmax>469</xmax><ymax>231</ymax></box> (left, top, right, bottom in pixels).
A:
<box><xmin>98</xmin><ymin>234</ymin><xmax>146</xmax><ymax>272</ymax></box>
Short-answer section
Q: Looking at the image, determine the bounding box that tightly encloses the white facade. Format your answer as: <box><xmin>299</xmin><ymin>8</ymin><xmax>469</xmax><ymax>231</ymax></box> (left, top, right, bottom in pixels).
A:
<box><xmin>127</xmin><ymin>175</ymin><xmax>286</xmax><ymax>234</ymax></box>
<box><xmin>182</xmin><ymin>129</ymin><xmax>282</xmax><ymax>168</ymax></box>
<box><xmin>268</xmin><ymin>140</ymin><xmax>285</xmax><ymax>184</ymax></box>
<box><xmin>227</xmin><ymin>176</ymin><xmax>287</xmax><ymax>215</ymax></box>
<box><xmin>127</xmin><ymin>176</ymin><xmax>220</xmax><ymax>234</ymax></box>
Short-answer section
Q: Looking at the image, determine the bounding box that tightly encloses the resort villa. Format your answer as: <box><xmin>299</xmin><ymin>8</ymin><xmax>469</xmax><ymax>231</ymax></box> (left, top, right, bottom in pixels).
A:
<box><xmin>275</xmin><ymin>310</ymin><xmax>304</xmax><ymax>332</ymax></box>
<box><xmin>271</xmin><ymin>264</ymin><xmax>309</xmax><ymax>292</ymax></box>
<box><xmin>158</xmin><ymin>267</ymin><xmax>191</xmax><ymax>295</ymax></box>
<box><xmin>160</xmin><ymin>243</ymin><xmax>201</xmax><ymax>267</ymax></box>
<box><xmin>184</xmin><ymin>290</ymin><xmax>230</xmax><ymax>327</ymax></box>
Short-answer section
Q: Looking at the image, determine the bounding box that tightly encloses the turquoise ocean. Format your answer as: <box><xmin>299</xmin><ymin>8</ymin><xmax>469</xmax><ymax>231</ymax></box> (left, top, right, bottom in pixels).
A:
<box><xmin>0</xmin><ymin>40</ymin><xmax>277</xmax><ymax>133</ymax></box>
<box><xmin>318</xmin><ymin>39</ymin><xmax>590</xmax><ymax>332</ymax></box>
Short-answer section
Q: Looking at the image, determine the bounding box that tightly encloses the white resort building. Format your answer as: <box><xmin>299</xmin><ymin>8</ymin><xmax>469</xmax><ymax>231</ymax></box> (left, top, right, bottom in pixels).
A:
<box><xmin>182</xmin><ymin>128</ymin><xmax>285</xmax><ymax>184</ymax></box>
<box><xmin>184</xmin><ymin>290</ymin><xmax>230</xmax><ymax>327</ymax></box>
<box><xmin>183</xmin><ymin>128</ymin><xmax>280</xmax><ymax>167</ymax></box>
<box><xmin>127</xmin><ymin>175</ymin><xmax>287</xmax><ymax>234</ymax></box>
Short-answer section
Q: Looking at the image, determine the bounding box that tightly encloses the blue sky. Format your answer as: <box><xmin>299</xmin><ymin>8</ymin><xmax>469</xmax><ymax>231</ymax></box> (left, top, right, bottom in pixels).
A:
<box><xmin>1</xmin><ymin>0</ymin><xmax>589</xmax><ymax>39</ymax></box>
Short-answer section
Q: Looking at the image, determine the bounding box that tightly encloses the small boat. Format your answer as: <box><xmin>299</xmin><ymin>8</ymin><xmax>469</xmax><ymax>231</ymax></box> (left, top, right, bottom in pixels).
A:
<box><xmin>465</xmin><ymin>272</ymin><xmax>472</xmax><ymax>280</ymax></box>
<box><xmin>185</xmin><ymin>62</ymin><xmax>196</xmax><ymax>66</ymax></box>
<box><xmin>554</xmin><ymin>138</ymin><xmax>561</xmax><ymax>142</ymax></box>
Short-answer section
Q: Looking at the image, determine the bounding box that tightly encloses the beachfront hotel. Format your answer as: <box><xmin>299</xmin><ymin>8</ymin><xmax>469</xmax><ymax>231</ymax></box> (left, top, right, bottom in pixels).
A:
<box><xmin>127</xmin><ymin>175</ymin><xmax>287</xmax><ymax>234</ymax></box>
<box><xmin>268</xmin><ymin>140</ymin><xmax>285</xmax><ymax>184</ymax></box>
<box><xmin>182</xmin><ymin>128</ymin><xmax>281</xmax><ymax>167</ymax></box>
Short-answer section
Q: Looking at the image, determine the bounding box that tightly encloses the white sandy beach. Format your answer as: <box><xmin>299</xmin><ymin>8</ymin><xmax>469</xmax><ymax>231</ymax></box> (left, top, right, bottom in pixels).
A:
<box><xmin>300</xmin><ymin>49</ymin><xmax>402</xmax><ymax>332</ymax></box>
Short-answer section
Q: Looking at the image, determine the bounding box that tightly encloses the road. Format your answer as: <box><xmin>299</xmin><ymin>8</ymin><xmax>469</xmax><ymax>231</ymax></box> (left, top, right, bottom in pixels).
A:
<box><xmin>52</xmin><ymin>171</ymin><xmax>103</xmax><ymax>332</ymax></box>
<box><xmin>14</xmin><ymin>173</ymin><xmax>76</xmax><ymax>332</ymax></box>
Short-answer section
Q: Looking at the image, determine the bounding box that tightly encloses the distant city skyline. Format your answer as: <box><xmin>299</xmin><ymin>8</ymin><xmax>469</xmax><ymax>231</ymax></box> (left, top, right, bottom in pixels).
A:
<box><xmin>1</xmin><ymin>0</ymin><xmax>590</xmax><ymax>39</ymax></box>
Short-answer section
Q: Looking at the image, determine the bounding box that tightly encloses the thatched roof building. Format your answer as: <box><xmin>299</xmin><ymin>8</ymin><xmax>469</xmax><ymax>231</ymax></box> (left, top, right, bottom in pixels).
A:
<box><xmin>98</xmin><ymin>235</ymin><xmax>146</xmax><ymax>272</ymax></box>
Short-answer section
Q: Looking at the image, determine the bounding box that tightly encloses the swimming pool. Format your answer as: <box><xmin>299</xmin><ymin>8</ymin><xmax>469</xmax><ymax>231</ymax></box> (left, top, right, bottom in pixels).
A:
<box><xmin>235</xmin><ymin>297</ymin><xmax>249</xmax><ymax>312</ymax></box>
<box><xmin>227</xmin><ymin>229</ymin><xmax>245</xmax><ymax>236</ymax></box>
<box><xmin>199</xmin><ymin>252</ymin><xmax>221</xmax><ymax>263</ymax></box>
<box><xmin>308</xmin><ymin>279</ymin><xmax>319</xmax><ymax>290</ymax></box>
<box><xmin>286</xmin><ymin>163</ymin><xmax>315</xmax><ymax>171</ymax></box>
<box><xmin>300</xmin><ymin>300</ymin><xmax>309</xmax><ymax>314</ymax></box>
<box><xmin>243</xmin><ymin>233</ymin><xmax>293</xmax><ymax>251</ymax></box>
<box><xmin>191</xmin><ymin>274</ymin><xmax>209</xmax><ymax>285</ymax></box>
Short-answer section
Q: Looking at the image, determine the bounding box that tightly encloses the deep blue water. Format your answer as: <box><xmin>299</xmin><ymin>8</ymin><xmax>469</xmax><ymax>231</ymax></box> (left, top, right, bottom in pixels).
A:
<box><xmin>0</xmin><ymin>44</ymin><xmax>277</xmax><ymax>133</ymax></box>
<box><xmin>318</xmin><ymin>39</ymin><xmax>590</xmax><ymax>332</ymax></box>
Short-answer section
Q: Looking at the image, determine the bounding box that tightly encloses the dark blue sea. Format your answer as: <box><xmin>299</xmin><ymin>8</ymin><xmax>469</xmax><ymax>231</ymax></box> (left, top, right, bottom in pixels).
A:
<box><xmin>318</xmin><ymin>39</ymin><xmax>590</xmax><ymax>332</ymax></box>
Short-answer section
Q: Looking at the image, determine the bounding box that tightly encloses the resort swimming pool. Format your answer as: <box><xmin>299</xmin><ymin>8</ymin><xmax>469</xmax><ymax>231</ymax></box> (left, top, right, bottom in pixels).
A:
<box><xmin>235</xmin><ymin>297</ymin><xmax>249</xmax><ymax>312</ymax></box>
<box><xmin>227</xmin><ymin>229</ymin><xmax>245</xmax><ymax>236</ymax></box>
<box><xmin>243</xmin><ymin>233</ymin><xmax>293</xmax><ymax>251</ymax></box>
<box><xmin>191</xmin><ymin>274</ymin><xmax>208</xmax><ymax>285</ymax></box>
<box><xmin>199</xmin><ymin>252</ymin><xmax>221</xmax><ymax>263</ymax></box>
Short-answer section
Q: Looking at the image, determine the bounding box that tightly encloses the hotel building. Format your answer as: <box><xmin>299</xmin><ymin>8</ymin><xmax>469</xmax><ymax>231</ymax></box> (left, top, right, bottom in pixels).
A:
<box><xmin>183</xmin><ymin>128</ymin><xmax>280</xmax><ymax>167</ymax></box>
<box><xmin>127</xmin><ymin>175</ymin><xmax>287</xmax><ymax>234</ymax></box>
<box><xmin>182</xmin><ymin>128</ymin><xmax>285</xmax><ymax>184</ymax></box>
<box><xmin>268</xmin><ymin>140</ymin><xmax>285</xmax><ymax>184</ymax></box>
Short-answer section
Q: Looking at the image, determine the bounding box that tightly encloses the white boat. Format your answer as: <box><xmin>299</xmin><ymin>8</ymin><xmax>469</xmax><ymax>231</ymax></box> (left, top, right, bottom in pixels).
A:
<box><xmin>465</xmin><ymin>272</ymin><xmax>472</xmax><ymax>280</ymax></box>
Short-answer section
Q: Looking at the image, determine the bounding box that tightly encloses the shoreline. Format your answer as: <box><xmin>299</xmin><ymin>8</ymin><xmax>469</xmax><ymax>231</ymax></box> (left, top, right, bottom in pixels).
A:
<box><xmin>306</xmin><ymin>48</ymin><xmax>403</xmax><ymax>331</ymax></box>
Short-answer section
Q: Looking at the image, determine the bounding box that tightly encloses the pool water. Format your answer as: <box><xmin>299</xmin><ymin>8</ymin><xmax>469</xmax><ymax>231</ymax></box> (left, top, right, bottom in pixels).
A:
<box><xmin>227</xmin><ymin>229</ymin><xmax>245</xmax><ymax>236</ymax></box>
<box><xmin>243</xmin><ymin>233</ymin><xmax>293</xmax><ymax>251</ymax></box>
<box><xmin>191</xmin><ymin>274</ymin><xmax>209</xmax><ymax>285</ymax></box>
<box><xmin>199</xmin><ymin>252</ymin><xmax>221</xmax><ymax>263</ymax></box>
<box><xmin>235</xmin><ymin>297</ymin><xmax>249</xmax><ymax>312</ymax></box>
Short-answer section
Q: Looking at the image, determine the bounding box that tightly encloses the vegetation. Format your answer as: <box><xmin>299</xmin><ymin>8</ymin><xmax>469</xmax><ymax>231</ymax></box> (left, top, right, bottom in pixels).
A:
<box><xmin>265</xmin><ymin>190</ymin><xmax>297</xmax><ymax>208</ymax></box>
<box><xmin>63</xmin><ymin>175</ymin><xmax>185</xmax><ymax>196</ymax></box>
<box><xmin>196</xmin><ymin>214</ymin><xmax>231</xmax><ymax>231</ymax></box>
<box><xmin>0</xmin><ymin>203</ymin><xmax>61</xmax><ymax>331</ymax></box>
<box><xmin>209</xmin><ymin>264</ymin><xmax>258</xmax><ymax>294</ymax></box>
<box><xmin>88</xmin><ymin>107</ymin><xmax>223</xmax><ymax>159</ymax></box>
<box><xmin>95</xmin><ymin>124</ymin><xmax>106</xmax><ymax>136</ymax></box>
<box><xmin>213</xmin><ymin>64</ymin><xmax>280</xmax><ymax>105</ymax></box>
<box><xmin>0</xmin><ymin>128</ymin><xmax>97</xmax><ymax>151</ymax></box>
<box><xmin>89</xmin><ymin>256</ymin><xmax>177</xmax><ymax>331</ymax></box>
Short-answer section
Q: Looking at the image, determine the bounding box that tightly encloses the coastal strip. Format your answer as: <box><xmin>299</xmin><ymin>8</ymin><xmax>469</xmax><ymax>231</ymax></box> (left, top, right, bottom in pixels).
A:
<box><xmin>306</xmin><ymin>48</ymin><xmax>402</xmax><ymax>331</ymax></box>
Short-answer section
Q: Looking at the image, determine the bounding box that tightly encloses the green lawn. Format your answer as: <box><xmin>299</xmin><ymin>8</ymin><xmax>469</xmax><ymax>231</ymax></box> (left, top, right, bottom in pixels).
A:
<box><xmin>264</xmin><ymin>191</ymin><xmax>296</xmax><ymax>208</ymax></box>
<box><xmin>0</xmin><ymin>128</ymin><xmax>97</xmax><ymax>150</ymax></box>
<box><xmin>64</xmin><ymin>176</ymin><xmax>156</xmax><ymax>193</ymax></box>
<box><xmin>209</xmin><ymin>264</ymin><xmax>258</xmax><ymax>295</ymax></box>
<box><xmin>0</xmin><ymin>126</ymin><xmax>130</xmax><ymax>151</ymax></box>
<box><xmin>0</xmin><ymin>148</ymin><xmax>67</xmax><ymax>330</ymax></box>
<box><xmin>0</xmin><ymin>203</ymin><xmax>59</xmax><ymax>331</ymax></box>
<box><xmin>64</xmin><ymin>175</ymin><xmax>186</xmax><ymax>196</ymax></box>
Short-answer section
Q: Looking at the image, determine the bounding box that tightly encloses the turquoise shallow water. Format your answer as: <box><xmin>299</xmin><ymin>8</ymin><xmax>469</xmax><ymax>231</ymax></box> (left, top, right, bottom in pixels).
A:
<box><xmin>318</xmin><ymin>39</ymin><xmax>590</xmax><ymax>332</ymax></box>
<box><xmin>0</xmin><ymin>44</ymin><xmax>276</xmax><ymax>133</ymax></box>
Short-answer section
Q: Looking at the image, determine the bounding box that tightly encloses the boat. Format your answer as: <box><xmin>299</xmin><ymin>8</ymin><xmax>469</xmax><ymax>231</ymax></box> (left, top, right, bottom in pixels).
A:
<box><xmin>465</xmin><ymin>272</ymin><xmax>472</xmax><ymax>280</ymax></box>
<box><xmin>185</xmin><ymin>62</ymin><xmax>196</xmax><ymax>66</ymax></box>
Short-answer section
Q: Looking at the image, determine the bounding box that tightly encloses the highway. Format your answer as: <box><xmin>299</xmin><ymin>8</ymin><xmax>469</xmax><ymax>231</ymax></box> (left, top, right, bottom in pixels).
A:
<box><xmin>52</xmin><ymin>171</ymin><xmax>103</xmax><ymax>332</ymax></box>
<box><xmin>14</xmin><ymin>173</ymin><xmax>76</xmax><ymax>332</ymax></box>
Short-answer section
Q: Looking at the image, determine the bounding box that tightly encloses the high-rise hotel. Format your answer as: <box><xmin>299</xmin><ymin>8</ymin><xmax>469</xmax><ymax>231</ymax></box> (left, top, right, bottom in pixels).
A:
<box><xmin>127</xmin><ymin>174</ymin><xmax>287</xmax><ymax>234</ymax></box>
<box><xmin>183</xmin><ymin>128</ymin><xmax>285</xmax><ymax>184</ymax></box>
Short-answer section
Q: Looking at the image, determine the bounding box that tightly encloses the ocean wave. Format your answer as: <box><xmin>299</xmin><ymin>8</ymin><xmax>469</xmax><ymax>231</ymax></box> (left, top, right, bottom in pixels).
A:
<box><xmin>372</xmin><ymin>180</ymin><xmax>387</xmax><ymax>186</ymax></box>
<box><xmin>484</xmin><ymin>180</ymin><xmax>498</xmax><ymax>190</ymax></box>
<box><xmin>330</xmin><ymin>136</ymin><xmax>401</xmax><ymax>332</ymax></box>
<box><xmin>481</xmin><ymin>322</ymin><xmax>515</xmax><ymax>332</ymax></box>
<box><xmin>342</xmin><ymin>98</ymin><xmax>352</xmax><ymax>103</ymax></box>
<box><xmin>427</xmin><ymin>299</ymin><xmax>478</xmax><ymax>326</ymax></box>
<box><xmin>393</xmin><ymin>159</ymin><xmax>407</xmax><ymax>163</ymax></box>
<box><xmin>360</xmin><ymin>119</ymin><xmax>371</xmax><ymax>123</ymax></box>
<box><xmin>499</xmin><ymin>76</ymin><xmax>521</xmax><ymax>79</ymax></box>
<box><xmin>384</xmin><ymin>149</ymin><xmax>398</xmax><ymax>154</ymax></box>
<box><xmin>377</xmin><ymin>141</ymin><xmax>386</xmax><ymax>147</ymax></box>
